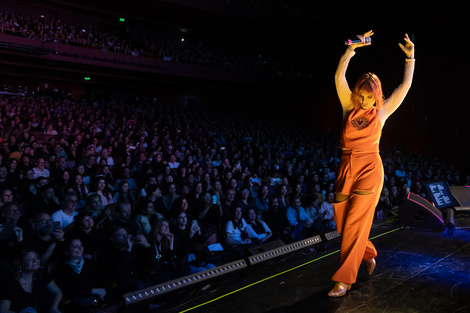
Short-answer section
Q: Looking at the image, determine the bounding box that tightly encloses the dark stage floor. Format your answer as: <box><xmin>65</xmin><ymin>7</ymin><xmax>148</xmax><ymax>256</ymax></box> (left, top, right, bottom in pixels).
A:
<box><xmin>135</xmin><ymin>214</ymin><xmax>470</xmax><ymax>313</ymax></box>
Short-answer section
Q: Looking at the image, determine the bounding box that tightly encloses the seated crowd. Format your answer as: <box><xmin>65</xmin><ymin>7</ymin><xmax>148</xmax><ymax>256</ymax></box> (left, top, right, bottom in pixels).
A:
<box><xmin>0</xmin><ymin>8</ymin><xmax>312</xmax><ymax>78</ymax></box>
<box><xmin>0</xmin><ymin>88</ymin><xmax>466</xmax><ymax>312</ymax></box>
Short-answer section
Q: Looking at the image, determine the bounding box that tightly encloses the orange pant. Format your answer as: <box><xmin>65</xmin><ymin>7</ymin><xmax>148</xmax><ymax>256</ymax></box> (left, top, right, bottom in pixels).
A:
<box><xmin>332</xmin><ymin>150</ymin><xmax>383</xmax><ymax>284</ymax></box>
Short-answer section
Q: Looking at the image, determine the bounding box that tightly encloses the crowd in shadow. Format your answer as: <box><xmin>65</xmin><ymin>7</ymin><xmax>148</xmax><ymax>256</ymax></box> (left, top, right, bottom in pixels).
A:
<box><xmin>0</xmin><ymin>7</ymin><xmax>313</xmax><ymax>78</ymax></box>
<box><xmin>0</xmin><ymin>87</ymin><xmax>466</xmax><ymax>312</ymax></box>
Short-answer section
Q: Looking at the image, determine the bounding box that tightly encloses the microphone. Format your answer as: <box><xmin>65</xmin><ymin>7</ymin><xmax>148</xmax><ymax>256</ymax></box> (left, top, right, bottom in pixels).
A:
<box><xmin>344</xmin><ymin>37</ymin><xmax>371</xmax><ymax>45</ymax></box>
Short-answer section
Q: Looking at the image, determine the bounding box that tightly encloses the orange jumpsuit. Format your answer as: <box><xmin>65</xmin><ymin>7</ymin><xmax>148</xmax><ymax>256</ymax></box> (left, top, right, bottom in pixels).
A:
<box><xmin>332</xmin><ymin>48</ymin><xmax>415</xmax><ymax>284</ymax></box>
<box><xmin>332</xmin><ymin>107</ymin><xmax>383</xmax><ymax>284</ymax></box>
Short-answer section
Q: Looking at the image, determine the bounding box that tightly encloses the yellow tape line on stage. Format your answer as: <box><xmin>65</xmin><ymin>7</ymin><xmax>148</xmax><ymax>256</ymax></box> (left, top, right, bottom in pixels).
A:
<box><xmin>179</xmin><ymin>226</ymin><xmax>403</xmax><ymax>313</ymax></box>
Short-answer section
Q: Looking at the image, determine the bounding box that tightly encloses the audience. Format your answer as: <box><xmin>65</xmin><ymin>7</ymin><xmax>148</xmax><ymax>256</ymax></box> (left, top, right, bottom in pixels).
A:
<box><xmin>0</xmin><ymin>86</ymin><xmax>466</xmax><ymax>311</ymax></box>
<box><xmin>0</xmin><ymin>8</ymin><xmax>313</xmax><ymax>78</ymax></box>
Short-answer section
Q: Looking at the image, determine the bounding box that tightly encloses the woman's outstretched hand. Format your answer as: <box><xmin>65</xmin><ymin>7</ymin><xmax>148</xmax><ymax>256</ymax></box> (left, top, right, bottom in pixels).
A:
<box><xmin>399</xmin><ymin>33</ymin><xmax>415</xmax><ymax>59</ymax></box>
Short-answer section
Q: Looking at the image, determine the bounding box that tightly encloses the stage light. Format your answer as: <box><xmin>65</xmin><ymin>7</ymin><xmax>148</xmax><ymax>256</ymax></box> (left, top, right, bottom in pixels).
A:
<box><xmin>123</xmin><ymin>259</ymin><xmax>247</xmax><ymax>305</ymax></box>
<box><xmin>84</xmin><ymin>77</ymin><xmax>91</xmax><ymax>81</ymax></box>
<box><xmin>119</xmin><ymin>18</ymin><xmax>126</xmax><ymax>22</ymax></box>
<box><xmin>248</xmin><ymin>235</ymin><xmax>322</xmax><ymax>266</ymax></box>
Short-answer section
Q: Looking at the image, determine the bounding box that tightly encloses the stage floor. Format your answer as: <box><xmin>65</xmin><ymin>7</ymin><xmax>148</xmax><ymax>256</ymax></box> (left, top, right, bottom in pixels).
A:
<box><xmin>143</xmin><ymin>214</ymin><xmax>470</xmax><ymax>313</ymax></box>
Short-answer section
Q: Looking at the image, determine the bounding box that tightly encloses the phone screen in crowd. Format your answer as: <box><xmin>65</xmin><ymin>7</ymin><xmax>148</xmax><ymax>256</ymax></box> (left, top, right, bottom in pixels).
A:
<box><xmin>212</xmin><ymin>195</ymin><xmax>217</xmax><ymax>204</ymax></box>
<box><xmin>52</xmin><ymin>221</ymin><xmax>61</xmax><ymax>232</ymax></box>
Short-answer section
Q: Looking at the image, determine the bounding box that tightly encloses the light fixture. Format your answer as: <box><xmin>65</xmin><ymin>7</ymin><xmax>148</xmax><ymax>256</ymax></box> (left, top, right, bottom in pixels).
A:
<box><xmin>123</xmin><ymin>259</ymin><xmax>247</xmax><ymax>305</ymax></box>
<box><xmin>324</xmin><ymin>230</ymin><xmax>340</xmax><ymax>241</ymax></box>
<box><xmin>248</xmin><ymin>235</ymin><xmax>322</xmax><ymax>266</ymax></box>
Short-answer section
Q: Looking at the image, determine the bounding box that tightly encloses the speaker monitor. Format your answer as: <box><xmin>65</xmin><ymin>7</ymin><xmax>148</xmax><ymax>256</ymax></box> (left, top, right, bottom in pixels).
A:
<box><xmin>400</xmin><ymin>192</ymin><xmax>444</xmax><ymax>229</ymax></box>
<box><xmin>449</xmin><ymin>186</ymin><xmax>470</xmax><ymax>206</ymax></box>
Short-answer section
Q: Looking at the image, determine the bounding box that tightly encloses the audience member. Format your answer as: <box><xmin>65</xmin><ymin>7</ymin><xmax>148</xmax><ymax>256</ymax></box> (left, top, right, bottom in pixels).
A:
<box><xmin>0</xmin><ymin>249</ymin><xmax>63</xmax><ymax>313</ymax></box>
<box><xmin>51</xmin><ymin>192</ymin><xmax>79</xmax><ymax>229</ymax></box>
<box><xmin>97</xmin><ymin>226</ymin><xmax>145</xmax><ymax>301</ymax></box>
<box><xmin>53</xmin><ymin>238</ymin><xmax>107</xmax><ymax>312</ymax></box>
<box><xmin>245</xmin><ymin>207</ymin><xmax>272</xmax><ymax>244</ymax></box>
<box><xmin>318</xmin><ymin>192</ymin><xmax>336</xmax><ymax>231</ymax></box>
<box><xmin>225</xmin><ymin>206</ymin><xmax>252</xmax><ymax>259</ymax></box>
<box><xmin>286</xmin><ymin>195</ymin><xmax>313</xmax><ymax>242</ymax></box>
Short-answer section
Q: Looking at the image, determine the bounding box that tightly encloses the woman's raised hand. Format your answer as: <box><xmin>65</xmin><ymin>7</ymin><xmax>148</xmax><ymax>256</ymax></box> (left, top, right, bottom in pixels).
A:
<box><xmin>399</xmin><ymin>33</ymin><xmax>415</xmax><ymax>59</ymax></box>
<box><xmin>349</xmin><ymin>30</ymin><xmax>374</xmax><ymax>50</ymax></box>
<box><xmin>358</xmin><ymin>30</ymin><xmax>374</xmax><ymax>43</ymax></box>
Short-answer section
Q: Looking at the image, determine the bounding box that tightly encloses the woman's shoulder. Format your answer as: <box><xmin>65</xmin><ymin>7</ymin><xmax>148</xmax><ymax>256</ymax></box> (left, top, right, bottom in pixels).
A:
<box><xmin>225</xmin><ymin>219</ymin><xmax>235</xmax><ymax>229</ymax></box>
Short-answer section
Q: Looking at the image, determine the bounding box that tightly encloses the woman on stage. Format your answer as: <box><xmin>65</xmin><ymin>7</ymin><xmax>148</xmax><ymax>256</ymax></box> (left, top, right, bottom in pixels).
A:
<box><xmin>328</xmin><ymin>30</ymin><xmax>415</xmax><ymax>297</ymax></box>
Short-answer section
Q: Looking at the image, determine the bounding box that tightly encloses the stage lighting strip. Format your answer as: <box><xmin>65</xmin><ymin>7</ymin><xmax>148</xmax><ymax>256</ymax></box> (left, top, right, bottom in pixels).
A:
<box><xmin>248</xmin><ymin>235</ymin><xmax>322</xmax><ymax>265</ymax></box>
<box><xmin>324</xmin><ymin>230</ymin><xmax>340</xmax><ymax>241</ymax></box>
<box><xmin>179</xmin><ymin>226</ymin><xmax>403</xmax><ymax>313</ymax></box>
<box><xmin>123</xmin><ymin>260</ymin><xmax>247</xmax><ymax>305</ymax></box>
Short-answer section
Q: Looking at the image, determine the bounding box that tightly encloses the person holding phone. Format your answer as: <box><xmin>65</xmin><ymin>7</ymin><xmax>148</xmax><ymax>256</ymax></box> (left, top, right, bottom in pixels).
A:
<box><xmin>51</xmin><ymin>193</ymin><xmax>79</xmax><ymax>229</ymax></box>
<box><xmin>328</xmin><ymin>30</ymin><xmax>415</xmax><ymax>297</ymax></box>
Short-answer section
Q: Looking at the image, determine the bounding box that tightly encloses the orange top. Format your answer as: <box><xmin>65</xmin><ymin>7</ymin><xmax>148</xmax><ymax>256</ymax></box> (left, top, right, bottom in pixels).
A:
<box><xmin>339</xmin><ymin>107</ymin><xmax>381</xmax><ymax>153</ymax></box>
<box><xmin>334</xmin><ymin>48</ymin><xmax>415</xmax><ymax>153</ymax></box>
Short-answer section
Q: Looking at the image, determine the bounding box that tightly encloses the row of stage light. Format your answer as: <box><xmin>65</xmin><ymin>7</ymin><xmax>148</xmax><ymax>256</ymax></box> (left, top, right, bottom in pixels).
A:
<box><xmin>123</xmin><ymin>230</ymin><xmax>341</xmax><ymax>306</ymax></box>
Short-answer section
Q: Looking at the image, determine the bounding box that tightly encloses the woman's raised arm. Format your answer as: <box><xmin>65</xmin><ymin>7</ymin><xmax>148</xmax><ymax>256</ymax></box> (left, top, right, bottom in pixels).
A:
<box><xmin>335</xmin><ymin>30</ymin><xmax>374</xmax><ymax>117</ymax></box>
<box><xmin>379</xmin><ymin>33</ymin><xmax>415</xmax><ymax>124</ymax></box>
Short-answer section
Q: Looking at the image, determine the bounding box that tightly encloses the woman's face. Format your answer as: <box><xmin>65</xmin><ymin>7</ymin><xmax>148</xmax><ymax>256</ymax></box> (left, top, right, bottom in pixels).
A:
<box><xmin>233</xmin><ymin>207</ymin><xmax>242</xmax><ymax>221</ymax></box>
<box><xmin>158</xmin><ymin>221</ymin><xmax>170</xmax><ymax>236</ymax></box>
<box><xmin>181</xmin><ymin>198</ymin><xmax>189</xmax><ymax>211</ymax></box>
<box><xmin>145</xmin><ymin>202</ymin><xmax>155</xmax><ymax>215</ymax></box>
<box><xmin>195</xmin><ymin>183</ymin><xmax>203</xmax><ymax>193</ymax></box>
<box><xmin>168</xmin><ymin>184</ymin><xmax>176</xmax><ymax>194</ymax></box>
<box><xmin>97</xmin><ymin>180</ymin><xmax>106</xmax><ymax>191</ymax></box>
<box><xmin>247</xmin><ymin>209</ymin><xmax>256</xmax><ymax>221</ymax></box>
<box><xmin>121</xmin><ymin>182</ymin><xmax>129</xmax><ymax>193</ymax></box>
<box><xmin>77</xmin><ymin>165</ymin><xmax>85</xmax><ymax>175</ymax></box>
<box><xmin>22</xmin><ymin>251</ymin><xmax>40</xmax><ymax>272</ymax></box>
<box><xmin>80</xmin><ymin>215</ymin><xmax>94</xmax><ymax>229</ymax></box>
<box><xmin>262</xmin><ymin>186</ymin><xmax>269</xmax><ymax>197</ymax></box>
<box><xmin>75</xmin><ymin>175</ymin><xmax>83</xmax><ymax>185</ymax></box>
<box><xmin>68</xmin><ymin>239</ymin><xmax>84</xmax><ymax>260</ymax></box>
<box><xmin>359</xmin><ymin>89</ymin><xmax>375</xmax><ymax>110</ymax></box>
<box><xmin>63</xmin><ymin>171</ymin><xmax>70</xmax><ymax>181</ymax></box>
<box><xmin>230</xmin><ymin>179</ymin><xmax>237</xmax><ymax>188</ymax></box>
<box><xmin>281</xmin><ymin>185</ymin><xmax>288</xmax><ymax>195</ymax></box>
